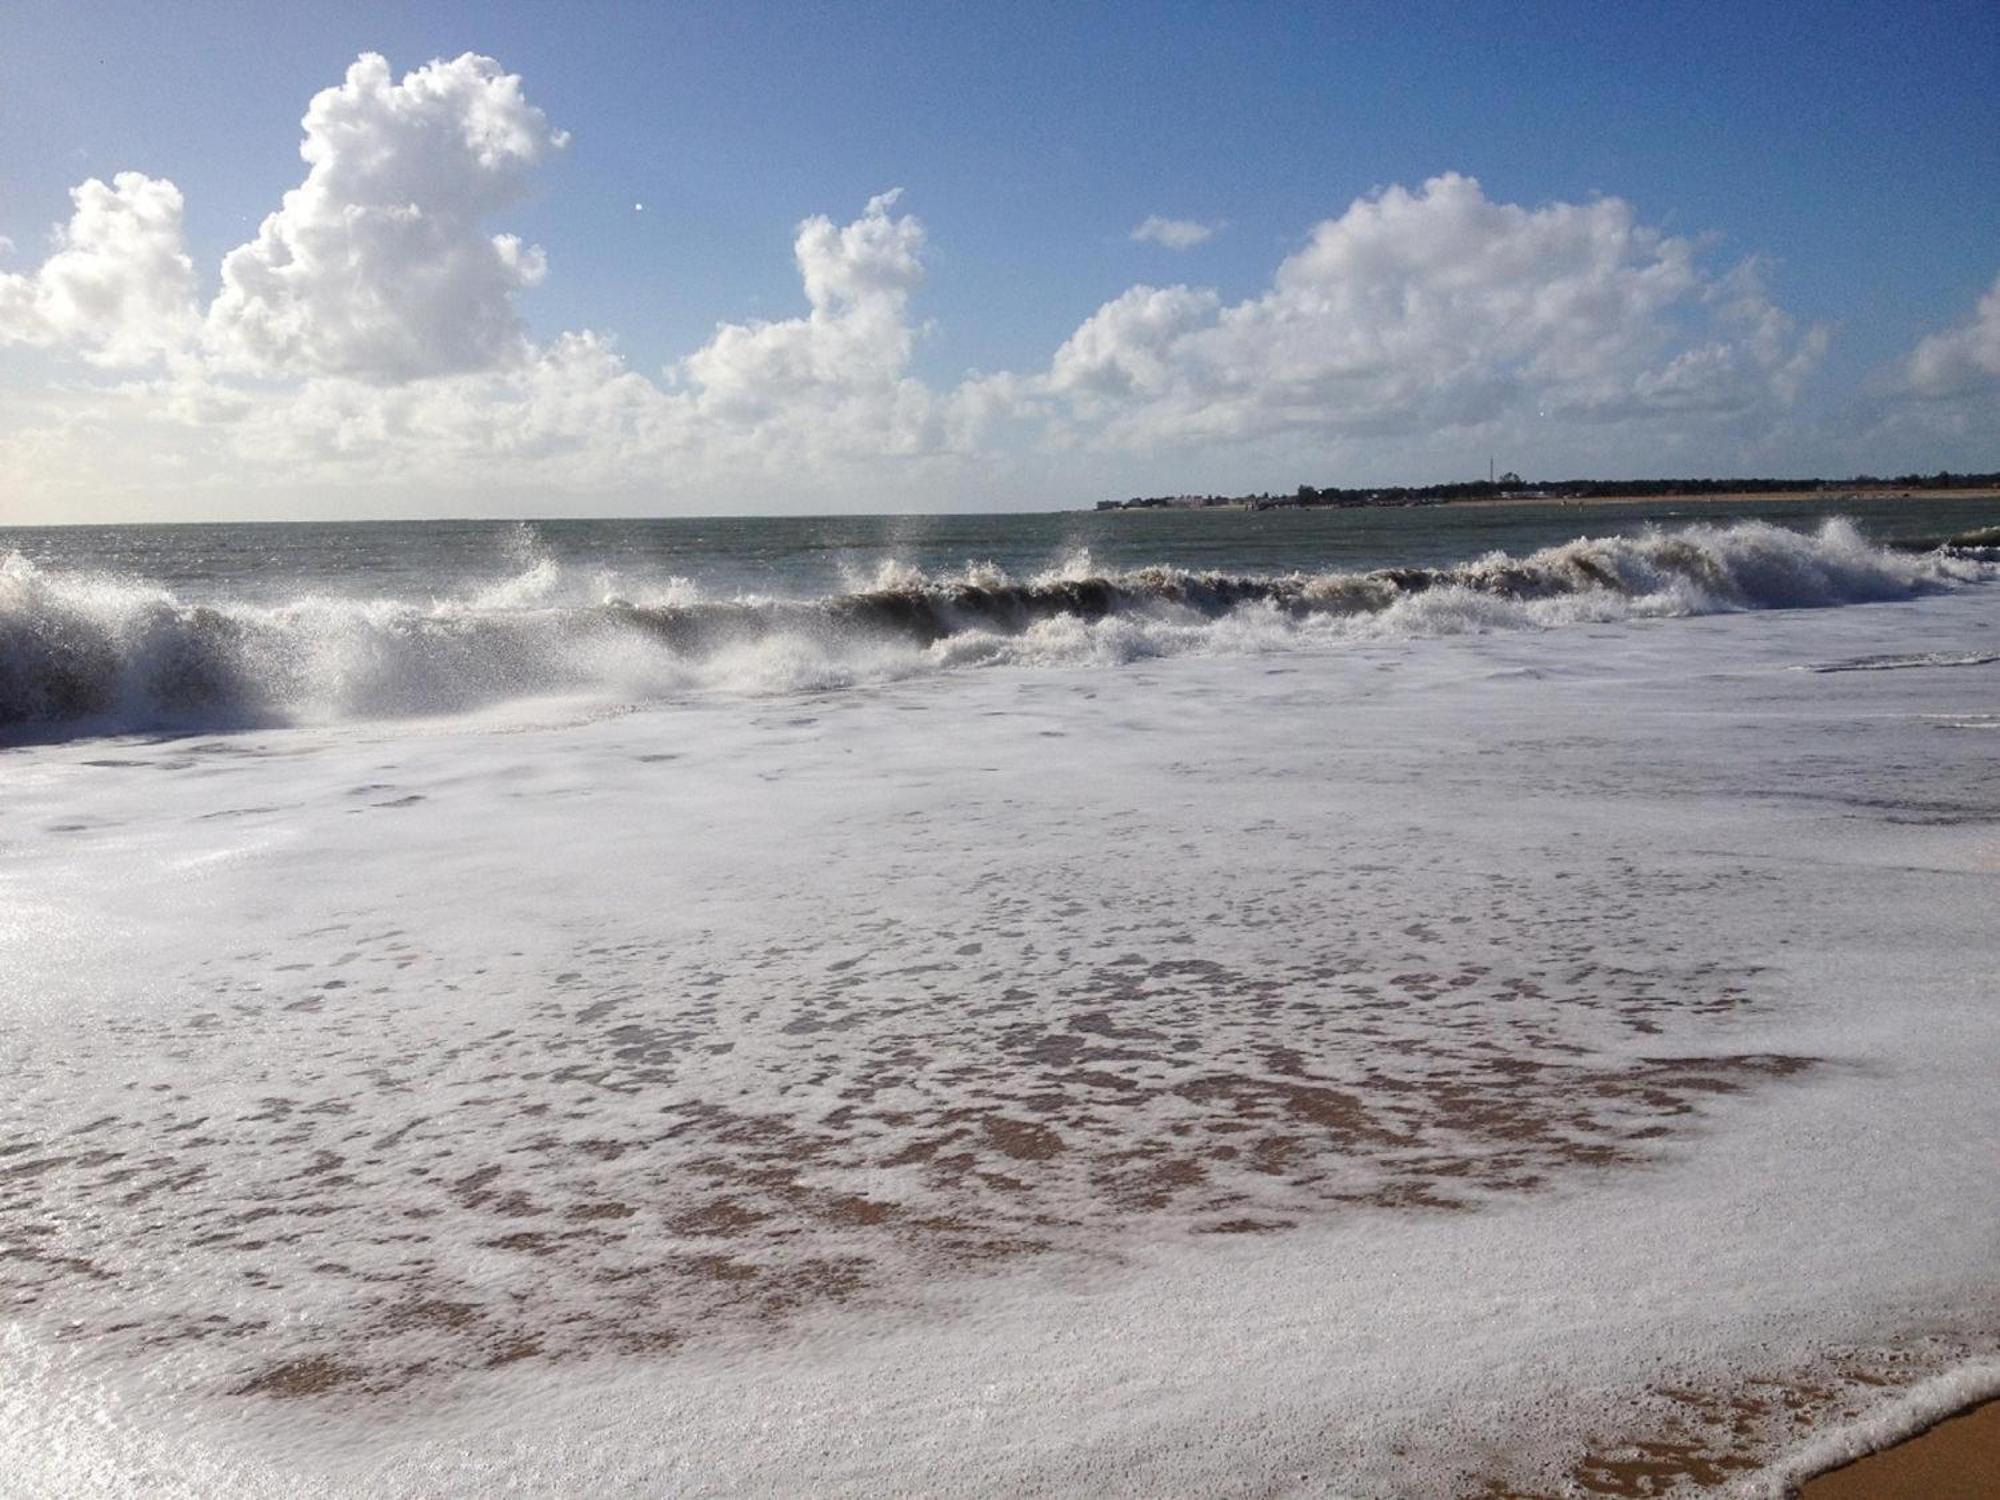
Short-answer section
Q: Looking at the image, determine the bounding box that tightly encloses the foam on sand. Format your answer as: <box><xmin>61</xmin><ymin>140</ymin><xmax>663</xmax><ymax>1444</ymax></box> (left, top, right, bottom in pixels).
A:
<box><xmin>1</xmin><ymin>576</ymin><xmax>1996</xmax><ymax>1495</ymax></box>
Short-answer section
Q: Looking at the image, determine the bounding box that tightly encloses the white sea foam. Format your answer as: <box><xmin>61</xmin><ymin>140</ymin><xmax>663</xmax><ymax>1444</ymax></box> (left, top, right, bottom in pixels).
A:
<box><xmin>1</xmin><ymin>581</ymin><xmax>1996</xmax><ymax>1494</ymax></box>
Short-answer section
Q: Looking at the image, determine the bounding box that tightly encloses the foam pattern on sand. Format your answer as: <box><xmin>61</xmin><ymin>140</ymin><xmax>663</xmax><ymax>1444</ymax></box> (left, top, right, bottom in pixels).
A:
<box><xmin>2</xmin><ymin>587</ymin><xmax>1997</xmax><ymax>1496</ymax></box>
<box><xmin>0</xmin><ymin>813</ymin><xmax>1807</xmax><ymax>1392</ymax></box>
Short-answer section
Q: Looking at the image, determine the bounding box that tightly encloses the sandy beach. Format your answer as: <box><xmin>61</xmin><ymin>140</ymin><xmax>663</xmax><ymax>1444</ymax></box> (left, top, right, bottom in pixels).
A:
<box><xmin>1801</xmin><ymin>1398</ymin><xmax>2000</xmax><ymax>1498</ymax></box>
<box><xmin>3</xmin><ymin>526</ymin><xmax>1995</xmax><ymax>1495</ymax></box>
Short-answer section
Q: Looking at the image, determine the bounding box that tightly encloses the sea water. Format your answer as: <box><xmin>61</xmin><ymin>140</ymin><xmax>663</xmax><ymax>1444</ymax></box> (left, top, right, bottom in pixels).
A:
<box><xmin>2</xmin><ymin>499</ymin><xmax>1997</xmax><ymax>1496</ymax></box>
<box><xmin>3</xmin><ymin>496</ymin><xmax>1996</xmax><ymax>736</ymax></box>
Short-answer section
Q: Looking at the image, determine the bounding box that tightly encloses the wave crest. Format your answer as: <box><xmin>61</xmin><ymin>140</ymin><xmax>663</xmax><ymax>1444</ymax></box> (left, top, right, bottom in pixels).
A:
<box><xmin>3</xmin><ymin>520</ymin><xmax>1991</xmax><ymax>739</ymax></box>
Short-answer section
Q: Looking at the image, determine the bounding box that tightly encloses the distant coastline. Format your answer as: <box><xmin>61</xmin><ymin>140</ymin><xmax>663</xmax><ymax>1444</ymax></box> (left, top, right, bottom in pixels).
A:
<box><xmin>1089</xmin><ymin>471</ymin><xmax>2000</xmax><ymax>513</ymax></box>
<box><xmin>1448</xmin><ymin>483</ymin><xmax>2000</xmax><ymax>510</ymax></box>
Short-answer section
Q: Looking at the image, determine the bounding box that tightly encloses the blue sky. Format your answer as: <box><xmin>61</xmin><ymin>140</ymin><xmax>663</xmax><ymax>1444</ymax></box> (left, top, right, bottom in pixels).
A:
<box><xmin>2</xmin><ymin>1</ymin><xmax>1996</xmax><ymax>520</ymax></box>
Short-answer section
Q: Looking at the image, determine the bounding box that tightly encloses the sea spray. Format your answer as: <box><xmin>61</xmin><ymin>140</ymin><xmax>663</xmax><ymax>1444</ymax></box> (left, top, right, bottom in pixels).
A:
<box><xmin>3</xmin><ymin>519</ymin><xmax>1992</xmax><ymax>738</ymax></box>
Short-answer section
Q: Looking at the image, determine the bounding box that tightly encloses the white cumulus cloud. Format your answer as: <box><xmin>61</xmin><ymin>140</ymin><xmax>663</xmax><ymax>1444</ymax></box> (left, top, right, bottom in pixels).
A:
<box><xmin>152</xmin><ymin>192</ymin><xmax>986</xmax><ymax>504</ymax></box>
<box><xmin>1902</xmin><ymin>272</ymin><xmax>2000</xmax><ymax>399</ymax></box>
<box><xmin>1131</xmin><ymin>215</ymin><xmax>1221</xmax><ymax>250</ymax></box>
<box><xmin>1050</xmin><ymin>174</ymin><xmax>1827</xmax><ymax>451</ymax></box>
<box><xmin>0</xmin><ymin>173</ymin><xmax>197</xmax><ymax>366</ymax></box>
<box><xmin>1049</xmin><ymin>284</ymin><xmax>1221</xmax><ymax>399</ymax></box>
<box><xmin>677</xmin><ymin>190</ymin><xmax>950</xmax><ymax>457</ymax></box>
<box><xmin>205</xmin><ymin>52</ymin><xmax>565</xmax><ymax>383</ymax></box>
<box><xmin>0</xmin><ymin>50</ymin><xmax>1878</xmax><ymax>522</ymax></box>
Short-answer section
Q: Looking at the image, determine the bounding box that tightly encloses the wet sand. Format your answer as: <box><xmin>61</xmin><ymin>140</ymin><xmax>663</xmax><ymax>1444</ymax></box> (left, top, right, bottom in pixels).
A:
<box><xmin>1801</xmin><ymin>1398</ymin><xmax>2000</xmax><ymax>1499</ymax></box>
<box><xmin>4</xmin><ymin>577</ymin><xmax>1996</xmax><ymax>1495</ymax></box>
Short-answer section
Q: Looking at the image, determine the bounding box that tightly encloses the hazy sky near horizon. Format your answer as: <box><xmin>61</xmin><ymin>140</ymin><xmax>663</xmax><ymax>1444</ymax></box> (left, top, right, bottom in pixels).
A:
<box><xmin>2</xmin><ymin>0</ymin><xmax>1997</xmax><ymax>522</ymax></box>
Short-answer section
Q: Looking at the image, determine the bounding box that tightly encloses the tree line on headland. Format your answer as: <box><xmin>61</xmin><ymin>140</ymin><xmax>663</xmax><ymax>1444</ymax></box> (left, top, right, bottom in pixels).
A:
<box><xmin>1092</xmin><ymin>470</ymin><xmax>2000</xmax><ymax>512</ymax></box>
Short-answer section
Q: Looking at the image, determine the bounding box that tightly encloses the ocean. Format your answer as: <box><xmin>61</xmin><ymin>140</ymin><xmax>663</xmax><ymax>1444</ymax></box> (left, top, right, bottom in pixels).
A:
<box><xmin>3</xmin><ymin>494</ymin><xmax>1997</xmax><ymax>736</ymax></box>
<box><xmin>2</xmin><ymin>497</ymin><xmax>1998</xmax><ymax>1496</ymax></box>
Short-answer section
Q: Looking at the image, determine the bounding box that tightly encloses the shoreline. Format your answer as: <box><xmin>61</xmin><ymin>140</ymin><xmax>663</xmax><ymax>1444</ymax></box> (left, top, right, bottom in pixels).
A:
<box><xmin>1799</xmin><ymin>1396</ymin><xmax>2000</xmax><ymax>1498</ymax></box>
<box><xmin>5</xmin><ymin>540</ymin><xmax>1996</xmax><ymax>1495</ymax></box>
<box><xmin>1445</xmin><ymin>485</ymin><xmax>2000</xmax><ymax>510</ymax></box>
<box><xmin>1089</xmin><ymin>485</ymin><xmax>2000</xmax><ymax>516</ymax></box>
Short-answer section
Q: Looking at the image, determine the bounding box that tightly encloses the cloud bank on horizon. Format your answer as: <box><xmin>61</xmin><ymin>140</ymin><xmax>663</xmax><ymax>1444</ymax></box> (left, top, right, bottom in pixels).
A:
<box><xmin>1</xmin><ymin>52</ymin><xmax>1994</xmax><ymax>521</ymax></box>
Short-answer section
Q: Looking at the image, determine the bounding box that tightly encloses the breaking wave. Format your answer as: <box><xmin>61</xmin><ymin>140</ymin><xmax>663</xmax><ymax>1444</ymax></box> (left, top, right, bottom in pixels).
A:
<box><xmin>3</xmin><ymin>518</ymin><xmax>1994</xmax><ymax>739</ymax></box>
